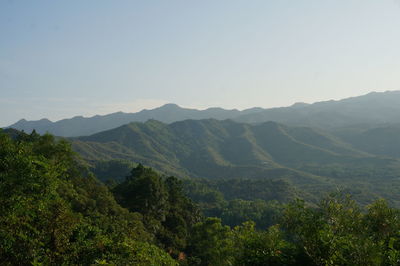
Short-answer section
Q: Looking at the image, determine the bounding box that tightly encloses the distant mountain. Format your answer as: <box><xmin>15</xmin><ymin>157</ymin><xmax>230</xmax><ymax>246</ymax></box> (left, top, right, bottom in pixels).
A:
<box><xmin>8</xmin><ymin>104</ymin><xmax>260</xmax><ymax>137</ymax></box>
<box><xmin>339</xmin><ymin>125</ymin><xmax>400</xmax><ymax>158</ymax></box>
<box><xmin>235</xmin><ymin>91</ymin><xmax>400</xmax><ymax>128</ymax></box>
<box><xmin>8</xmin><ymin>90</ymin><xmax>400</xmax><ymax>137</ymax></box>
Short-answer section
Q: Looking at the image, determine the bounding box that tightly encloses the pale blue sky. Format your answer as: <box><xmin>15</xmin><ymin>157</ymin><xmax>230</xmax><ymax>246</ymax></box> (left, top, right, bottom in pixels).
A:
<box><xmin>1</xmin><ymin>0</ymin><xmax>400</xmax><ymax>126</ymax></box>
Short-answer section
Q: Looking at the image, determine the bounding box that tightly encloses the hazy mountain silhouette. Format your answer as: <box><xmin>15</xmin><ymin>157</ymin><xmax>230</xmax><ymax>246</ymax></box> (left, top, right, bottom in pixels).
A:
<box><xmin>235</xmin><ymin>91</ymin><xmax>400</xmax><ymax>128</ymax></box>
<box><xmin>9</xmin><ymin>104</ymin><xmax>259</xmax><ymax>137</ymax></box>
<box><xmin>8</xmin><ymin>90</ymin><xmax>400</xmax><ymax>137</ymax></box>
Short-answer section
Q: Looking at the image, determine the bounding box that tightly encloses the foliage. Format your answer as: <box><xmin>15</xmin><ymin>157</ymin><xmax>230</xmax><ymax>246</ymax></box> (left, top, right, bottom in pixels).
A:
<box><xmin>281</xmin><ymin>194</ymin><xmax>400</xmax><ymax>265</ymax></box>
<box><xmin>91</xmin><ymin>159</ymin><xmax>135</xmax><ymax>182</ymax></box>
<box><xmin>4</xmin><ymin>129</ymin><xmax>400</xmax><ymax>265</ymax></box>
<box><xmin>233</xmin><ymin>222</ymin><xmax>296</xmax><ymax>265</ymax></box>
<box><xmin>184</xmin><ymin>178</ymin><xmax>287</xmax><ymax>228</ymax></box>
<box><xmin>186</xmin><ymin>217</ymin><xmax>234</xmax><ymax>266</ymax></box>
<box><xmin>0</xmin><ymin>131</ymin><xmax>176</xmax><ymax>265</ymax></box>
<box><xmin>113</xmin><ymin>164</ymin><xmax>201</xmax><ymax>256</ymax></box>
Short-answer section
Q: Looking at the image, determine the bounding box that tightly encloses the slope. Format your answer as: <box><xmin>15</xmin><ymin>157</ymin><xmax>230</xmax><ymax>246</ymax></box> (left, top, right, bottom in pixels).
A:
<box><xmin>70</xmin><ymin>119</ymin><xmax>400</xmax><ymax>202</ymax></box>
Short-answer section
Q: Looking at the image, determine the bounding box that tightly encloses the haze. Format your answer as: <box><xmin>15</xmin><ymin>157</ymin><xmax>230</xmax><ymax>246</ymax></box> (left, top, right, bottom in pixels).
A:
<box><xmin>1</xmin><ymin>0</ymin><xmax>400</xmax><ymax>126</ymax></box>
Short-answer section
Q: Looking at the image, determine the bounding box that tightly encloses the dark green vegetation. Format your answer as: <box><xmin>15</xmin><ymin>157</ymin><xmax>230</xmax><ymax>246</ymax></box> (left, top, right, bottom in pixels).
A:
<box><xmin>9</xmin><ymin>90</ymin><xmax>400</xmax><ymax>137</ymax></box>
<box><xmin>186</xmin><ymin>195</ymin><xmax>400</xmax><ymax>266</ymax></box>
<box><xmin>71</xmin><ymin>118</ymin><xmax>400</xmax><ymax>207</ymax></box>
<box><xmin>3</xmin><ymin>130</ymin><xmax>400</xmax><ymax>265</ymax></box>
<box><xmin>183</xmin><ymin>178</ymin><xmax>291</xmax><ymax>229</ymax></box>
<box><xmin>0</xmin><ymin>131</ymin><xmax>182</xmax><ymax>265</ymax></box>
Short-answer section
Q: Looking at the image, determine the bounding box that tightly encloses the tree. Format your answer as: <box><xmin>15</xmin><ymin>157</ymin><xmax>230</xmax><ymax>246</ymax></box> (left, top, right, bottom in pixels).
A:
<box><xmin>113</xmin><ymin>164</ymin><xmax>168</xmax><ymax>234</ymax></box>
<box><xmin>186</xmin><ymin>217</ymin><xmax>234</xmax><ymax>266</ymax></box>
<box><xmin>233</xmin><ymin>222</ymin><xmax>296</xmax><ymax>266</ymax></box>
<box><xmin>281</xmin><ymin>195</ymin><xmax>384</xmax><ymax>265</ymax></box>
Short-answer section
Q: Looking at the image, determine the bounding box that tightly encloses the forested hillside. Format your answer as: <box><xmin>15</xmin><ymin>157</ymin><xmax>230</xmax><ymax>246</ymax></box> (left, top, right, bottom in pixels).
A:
<box><xmin>72</xmin><ymin>119</ymin><xmax>375</xmax><ymax>175</ymax></box>
<box><xmin>70</xmin><ymin>119</ymin><xmax>400</xmax><ymax>207</ymax></box>
<box><xmin>0</xmin><ymin>130</ymin><xmax>179</xmax><ymax>265</ymax></box>
<box><xmin>6</xmin><ymin>92</ymin><xmax>400</xmax><ymax>264</ymax></box>
<box><xmin>5</xmin><ymin>0</ymin><xmax>400</xmax><ymax>264</ymax></box>
<box><xmin>2</xmin><ymin>130</ymin><xmax>400</xmax><ymax>265</ymax></box>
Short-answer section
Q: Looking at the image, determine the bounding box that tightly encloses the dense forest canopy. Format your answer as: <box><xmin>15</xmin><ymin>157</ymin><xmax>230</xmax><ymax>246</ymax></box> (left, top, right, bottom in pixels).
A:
<box><xmin>2</xmin><ymin>129</ymin><xmax>400</xmax><ymax>265</ymax></box>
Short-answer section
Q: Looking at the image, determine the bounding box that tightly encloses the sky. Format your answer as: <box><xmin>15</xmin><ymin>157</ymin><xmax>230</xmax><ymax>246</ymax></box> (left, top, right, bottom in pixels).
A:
<box><xmin>1</xmin><ymin>0</ymin><xmax>400</xmax><ymax>126</ymax></box>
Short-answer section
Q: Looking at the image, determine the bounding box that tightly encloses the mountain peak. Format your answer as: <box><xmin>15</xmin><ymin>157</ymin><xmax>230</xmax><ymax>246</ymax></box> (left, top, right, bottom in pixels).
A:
<box><xmin>14</xmin><ymin>118</ymin><xmax>51</xmax><ymax>124</ymax></box>
<box><xmin>160</xmin><ymin>103</ymin><xmax>181</xmax><ymax>109</ymax></box>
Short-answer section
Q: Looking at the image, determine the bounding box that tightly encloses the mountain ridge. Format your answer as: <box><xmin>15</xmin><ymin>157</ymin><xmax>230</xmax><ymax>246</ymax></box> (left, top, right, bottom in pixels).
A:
<box><xmin>70</xmin><ymin>118</ymin><xmax>400</xmax><ymax>206</ymax></box>
<box><xmin>8</xmin><ymin>90</ymin><xmax>400</xmax><ymax>137</ymax></box>
<box><xmin>71</xmin><ymin>119</ymin><xmax>385</xmax><ymax>178</ymax></box>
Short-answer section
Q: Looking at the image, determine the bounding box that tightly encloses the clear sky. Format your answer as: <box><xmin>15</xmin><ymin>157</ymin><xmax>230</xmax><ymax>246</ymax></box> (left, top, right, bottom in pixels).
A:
<box><xmin>1</xmin><ymin>0</ymin><xmax>400</xmax><ymax>126</ymax></box>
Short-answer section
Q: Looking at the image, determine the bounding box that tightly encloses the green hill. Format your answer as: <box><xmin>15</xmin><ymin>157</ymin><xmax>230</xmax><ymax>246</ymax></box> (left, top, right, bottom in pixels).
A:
<box><xmin>70</xmin><ymin>119</ymin><xmax>400</xmax><ymax>205</ymax></box>
<box><xmin>72</xmin><ymin>119</ymin><xmax>371</xmax><ymax>177</ymax></box>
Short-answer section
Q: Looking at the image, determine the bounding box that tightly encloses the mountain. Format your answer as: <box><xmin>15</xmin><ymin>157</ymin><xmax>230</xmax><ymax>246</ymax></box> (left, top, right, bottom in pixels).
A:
<box><xmin>338</xmin><ymin>124</ymin><xmax>400</xmax><ymax>158</ymax></box>
<box><xmin>72</xmin><ymin>119</ymin><xmax>368</xmax><ymax>176</ymax></box>
<box><xmin>10</xmin><ymin>118</ymin><xmax>53</xmax><ymax>133</ymax></box>
<box><xmin>8</xmin><ymin>90</ymin><xmax>400</xmax><ymax>137</ymax></box>
<box><xmin>70</xmin><ymin>119</ymin><xmax>400</xmax><ymax>205</ymax></box>
<box><xmin>8</xmin><ymin>116</ymin><xmax>400</xmax><ymax>205</ymax></box>
<box><xmin>235</xmin><ymin>91</ymin><xmax>400</xmax><ymax>128</ymax></box>
<box><xmin>8</xmin><ymin>104</ymin><xmax>259</xmax><ymax>137</ymax></box>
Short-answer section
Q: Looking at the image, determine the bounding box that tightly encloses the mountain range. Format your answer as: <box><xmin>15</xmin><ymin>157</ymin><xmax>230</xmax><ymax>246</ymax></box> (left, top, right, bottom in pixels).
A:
<box><xmin>7</xmin><ymin>90</ymin><xmax>400</xmax><ymax>206</ymax></box>
<box><xmin>8</xmin><ymin>90</ymin><xmax>400</xmax><ymax>137</ymax></box>
<box><xmin>70</xmin><ymin>118</ymin><xmax>400</xmax><ymax>205</ymax></box>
